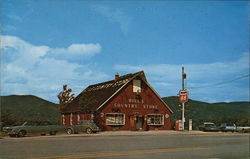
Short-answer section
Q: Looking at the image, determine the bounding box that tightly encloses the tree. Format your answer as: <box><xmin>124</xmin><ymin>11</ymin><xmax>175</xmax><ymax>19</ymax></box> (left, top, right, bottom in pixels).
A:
<box><xmin>57</xmin><ymin>85</ymin><xmax>75</xmax><ymax>105</ymax></box>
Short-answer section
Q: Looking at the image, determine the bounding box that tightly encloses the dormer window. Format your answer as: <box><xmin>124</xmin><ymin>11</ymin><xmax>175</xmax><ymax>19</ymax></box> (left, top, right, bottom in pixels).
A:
<box><xmin>133</xmin><ymin>80</ymin><xmax>141</xmax><ymax>93</ymax></box>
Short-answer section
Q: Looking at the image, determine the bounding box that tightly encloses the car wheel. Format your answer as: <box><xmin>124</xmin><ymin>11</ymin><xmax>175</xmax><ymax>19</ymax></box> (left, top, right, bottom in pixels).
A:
<box><xmin>9</xmin><ymin>134</ymin><xmax>17</xmax><ymax>137</ymax></box>
<box><xmin>49</xmin><ymin>131</ymin><xmax>57</xmax><ymax>135</ymax></box>
<box><xmin>86</xmin><ymin>128</ymin><xmax>93</xmax><ymax>134</ymax></box>
<box><xmin>17</xmin><ymin>130</ymin><xmax>26</xmax><ymax>137</ymax></box>
<box><xmin>67</xmin><ymin>128</ymin><xmax>74</xmax><ymax>135</ymax></box>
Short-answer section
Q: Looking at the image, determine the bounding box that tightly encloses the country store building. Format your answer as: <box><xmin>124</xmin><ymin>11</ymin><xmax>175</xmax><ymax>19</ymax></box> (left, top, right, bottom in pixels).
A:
<box><xmin>60</xmin><ymin>71</ymin><xmax>173</xmax><ymax>131</ymax></box>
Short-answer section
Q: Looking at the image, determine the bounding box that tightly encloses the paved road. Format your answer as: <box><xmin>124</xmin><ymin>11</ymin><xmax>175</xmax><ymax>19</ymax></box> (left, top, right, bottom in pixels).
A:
<box><xmin>0</xmin><ymin>134</ymin><xmax>249</xmax><ymax>159</ymax></box>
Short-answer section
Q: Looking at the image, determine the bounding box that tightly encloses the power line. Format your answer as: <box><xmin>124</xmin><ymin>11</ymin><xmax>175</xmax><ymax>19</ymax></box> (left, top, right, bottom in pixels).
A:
<box><xmin>187</xmin><ymin>74</ymin><xmax>250</xmax><ymax>89</ymax></box>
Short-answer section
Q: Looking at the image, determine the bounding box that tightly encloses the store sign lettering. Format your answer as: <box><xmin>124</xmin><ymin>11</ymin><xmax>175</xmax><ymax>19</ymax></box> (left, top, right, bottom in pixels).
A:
<box><xmin>128</xmin><ymin>98</ymin><xmax>144</xmax><ymax>103</ymax></box>
<box><xmin>114</xmin><ymin>103</ymin><xmax>138</xmax><ymax>108</ymax></box>
<box><xmin>114</xmin><ymin>98</ymin><xmax>158</xmax><ymax>109</ymax></box>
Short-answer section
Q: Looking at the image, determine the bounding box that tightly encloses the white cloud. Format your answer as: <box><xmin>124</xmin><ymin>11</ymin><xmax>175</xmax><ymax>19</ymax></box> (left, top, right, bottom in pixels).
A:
<box><xmin>44</xmin><ymin>43</ymin><xmax>101</xmax><ymax>62</ymax></box>
<box><xmin>0</xmin><ymin>35</ymin><xmax>109</xmax><ymax>102</ymax></box>
<box><xmin>49</xmin><ymin>43</ymin><xmax>101</xmax><ymax>56</ymax></box>
<box><xmin>114</xmin><ymin>53</ymin><xmax>249</xmax><ymax>102</ymax></box>
<box><xmin>1</xmin><ymin>35</ymin><xmax>102</xmax><ymax>63</ymax></box>
<box><xmin>68</xmin><ymin>43</ymin><xmax>101</xmax><ymax>55</ymax></box>
<box><xmin>91</xmin><ymin>5</ymin><xmax>132</xmax><ymax>34</ymax></box>
<box><xmin>115</xmin><ymin>52</ymin><xmax>249</xmax><ymax>81</ymax></box>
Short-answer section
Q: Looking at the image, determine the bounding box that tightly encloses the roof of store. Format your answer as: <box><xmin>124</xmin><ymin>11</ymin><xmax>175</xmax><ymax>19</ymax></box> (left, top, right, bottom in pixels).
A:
<box><xmin>60</xmin><ymin>71</ymin><xmax>173</xmax><ymax>113</ymax></box>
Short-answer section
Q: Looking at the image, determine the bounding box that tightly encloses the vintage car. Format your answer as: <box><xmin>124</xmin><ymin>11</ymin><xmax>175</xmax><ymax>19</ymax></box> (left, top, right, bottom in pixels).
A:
<box><xmin>66</xmin><ymin>120</ymin><xmax>100</xmax><ymax>134</ymax></box>
<box><xmin>219</xmin><ymin>123</ymin><xmax>236</xmax><ymax>132</ymax></box>
<box><xmin>3</xmin><ymin>121</ymin><xmax>67</xmax><ymax>137</ymax></box>
<box><xmin>198</xmin><ymin>122</ymin><xmax>219</xmax><ymax>132</ymax></box>
<box><xmin>236</xmin><ymin>126</ymin><xmax>250</xmax><ymax>133</ymax></box>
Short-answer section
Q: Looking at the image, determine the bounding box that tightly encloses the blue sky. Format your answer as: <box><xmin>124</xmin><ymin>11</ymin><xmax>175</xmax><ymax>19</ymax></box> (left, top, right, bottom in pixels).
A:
<box><xmin>1</xmin><ymin>0</ymin><xmax>249</xmax><ymax>103</ymax></box>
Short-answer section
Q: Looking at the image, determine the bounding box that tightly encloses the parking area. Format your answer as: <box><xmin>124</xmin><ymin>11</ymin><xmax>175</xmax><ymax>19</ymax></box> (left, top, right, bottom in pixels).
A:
<box><xmin>1</xmin><ymin>130</ymin><xmax>248</xmax><ymax>140</ymax></box>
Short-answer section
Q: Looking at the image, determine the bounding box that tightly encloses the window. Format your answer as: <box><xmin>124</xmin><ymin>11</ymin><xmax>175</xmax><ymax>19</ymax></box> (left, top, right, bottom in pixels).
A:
<box><xmin>106</xmin><ymin>113</ymin><xmax>125</xmax><ymax>125</ymax></box>
<box><xmin>23</xmin><ymin>121</ymin><xmax>38</xmax><ymax>126</ymax></box>
<box><xmin>39</xmin><ymin>121</ymin><xmax>52</xmax><ymax>126</ymax></box>
<box><xmin>147</xmin><ymin>114</ymin><xmax>164</xmax><ymax>125</ymax></box>
<box><xmin>133</xmin><ymin>80</ymin><xmax>141</xmax><ymax>93</ymax></box>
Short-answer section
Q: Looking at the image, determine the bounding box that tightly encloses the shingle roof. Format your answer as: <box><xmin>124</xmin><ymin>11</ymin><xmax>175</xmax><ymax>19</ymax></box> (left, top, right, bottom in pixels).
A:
<box><xmin>60</xmin><ymin>71</ymin><xmax>146</xmax><ymax>113</ymax></box>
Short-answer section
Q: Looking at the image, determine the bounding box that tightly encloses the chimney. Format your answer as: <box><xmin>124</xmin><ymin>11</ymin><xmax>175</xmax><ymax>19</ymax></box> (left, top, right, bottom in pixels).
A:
<box><xmin>115</xmin><ymin>72</ymin><xmax>119</xmax><ymax>81</ymax></box>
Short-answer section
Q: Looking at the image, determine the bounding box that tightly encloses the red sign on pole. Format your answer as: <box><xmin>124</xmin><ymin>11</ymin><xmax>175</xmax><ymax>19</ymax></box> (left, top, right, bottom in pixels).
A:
<box><xmin>179</xmin><ymin>90</ymin><xmax>188</xmax><ymax>103</ymax></box>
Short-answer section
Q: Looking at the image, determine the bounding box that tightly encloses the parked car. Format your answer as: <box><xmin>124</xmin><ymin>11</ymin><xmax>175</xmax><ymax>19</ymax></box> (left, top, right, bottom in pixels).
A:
<box><xmin>219</xmin><ymin>123</ymin><xmax>236</xmax><ymax>132</ymax></box>
<box><xmin>66</xmin><ymin>120</ymin><xmax>100</xmax><ymax>134</ymax></box>
<box><xmin>236</xmin><ymin>126</ymin><xmax>250</xmax><ymax>133</ymax></box>
<box><xmin>3</xmin><ymin>121</ymin><xmax>67</xmax><ymax>137</ymax></box>
<box><xmin>199</xmin><ymin>122</ymin><xmax>219</xmax><ymax>132</ymax></box>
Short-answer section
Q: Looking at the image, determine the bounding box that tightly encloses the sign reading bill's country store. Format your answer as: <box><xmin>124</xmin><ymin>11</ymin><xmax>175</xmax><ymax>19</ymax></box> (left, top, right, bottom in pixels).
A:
<box><xmin>60</xmin><ymin>71</ymin><xmax>173</xmax><ymax>131</ymax></box>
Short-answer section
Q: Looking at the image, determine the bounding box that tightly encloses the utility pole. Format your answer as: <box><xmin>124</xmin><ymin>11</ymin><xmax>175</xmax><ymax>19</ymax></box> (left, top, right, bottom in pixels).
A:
<box><xmin>182</xmin><ymin>67</ymin><xmax>185</xmax><ymax>90</ymax></box>
<box><xmin>181</xmin><ymin>66</ymin><xmax>186</xmax><ymax>130</ymax></box>
<box><xmin>178</xmin><ymin>67</ymin><xmax>188</xmax><ymax>131</ymax></box>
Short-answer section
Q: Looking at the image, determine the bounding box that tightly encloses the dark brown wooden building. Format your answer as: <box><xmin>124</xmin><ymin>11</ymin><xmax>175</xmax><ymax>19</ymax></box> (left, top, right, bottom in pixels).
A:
<box><xmin>60</xmin><ymin>71</ymin><xmax>173</xmax><ymax>131</ymax></box>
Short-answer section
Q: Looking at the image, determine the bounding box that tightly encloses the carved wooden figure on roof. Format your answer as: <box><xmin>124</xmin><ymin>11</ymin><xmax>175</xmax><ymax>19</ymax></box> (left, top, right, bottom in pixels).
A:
<box><xmin>58</xmin><ymin>84</ymin><xmax>75</xmax><ymax>105</ymax></box>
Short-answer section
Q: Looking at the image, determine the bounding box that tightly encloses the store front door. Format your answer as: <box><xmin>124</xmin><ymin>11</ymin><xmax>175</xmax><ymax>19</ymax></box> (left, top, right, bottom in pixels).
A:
<box><xmin>130</xmin><ymin>116</ymin><xmax>136</xmax><ymax>131</ymax></box>
<box><xmin>136</xmin><ymin>117</ymin><xmax>144</xmax><ymax>131</ymax></box>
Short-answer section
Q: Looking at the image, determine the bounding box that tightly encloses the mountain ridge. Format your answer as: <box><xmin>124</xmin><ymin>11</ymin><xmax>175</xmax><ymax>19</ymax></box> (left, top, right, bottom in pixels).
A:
<box><xmin>1</xmin><ymin>95</ymin><xmax>60</xmax><ymax>126</ymax></box>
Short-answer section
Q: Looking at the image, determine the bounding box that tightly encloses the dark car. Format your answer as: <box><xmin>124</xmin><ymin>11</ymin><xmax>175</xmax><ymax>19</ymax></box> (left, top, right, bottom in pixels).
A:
<box><xmin>66</xmin><ymin>120</ymin><xmax>100</xmax><ymax>134</ymax></box>
<box><xmin>199</xmin><ymin>122</ymin><xmax>219</xmax><ymax>132</ymax></box>
<box><xmin>3</xmin><ymin>121</ymin><xmax>67</xmax><ymax>137</ymax></box>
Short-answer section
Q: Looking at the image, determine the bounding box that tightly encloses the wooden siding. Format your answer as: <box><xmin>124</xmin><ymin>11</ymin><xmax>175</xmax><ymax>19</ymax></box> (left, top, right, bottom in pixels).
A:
<box><xmin>95</xmin><ymin>79</ymin><xmax>172</xmax><ymax>131</ymax></box>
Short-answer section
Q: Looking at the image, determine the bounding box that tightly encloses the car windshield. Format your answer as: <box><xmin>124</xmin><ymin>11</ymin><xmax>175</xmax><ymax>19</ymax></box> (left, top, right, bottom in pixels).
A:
<box><xmin>221</xmin><ymin>124</ymin><xmax>235</xmax><ymax>127</ymax></box>
<box><xmin>22</xmin><ymin>121</ymin><xmax>38</xmax><ymax>126</ymax></box>
<box><xmin>78</xmin><ymin>120</ymin><xmax>96</xmax><ymax>125</ymax></box>
<box><xmin>205</xmin><ymin>124</ymin><xmax>216</xmax><ymax>127</ymax></box>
